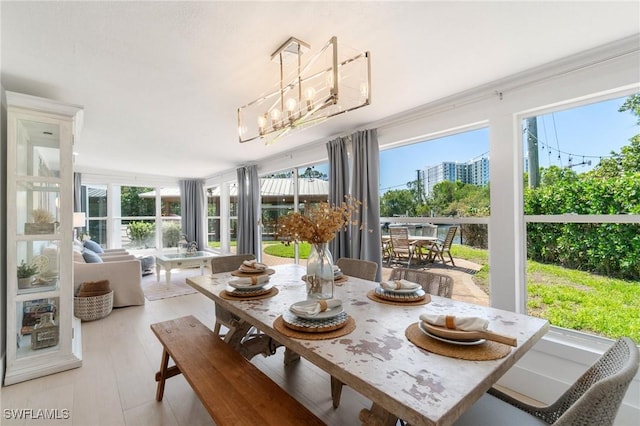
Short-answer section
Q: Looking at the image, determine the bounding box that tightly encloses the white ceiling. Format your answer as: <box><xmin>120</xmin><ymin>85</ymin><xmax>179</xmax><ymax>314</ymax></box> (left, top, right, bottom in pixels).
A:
<box><xmin>2</xmin><ymin>1</ymin><xmax>639</xmax><ymax>180</ymax></box>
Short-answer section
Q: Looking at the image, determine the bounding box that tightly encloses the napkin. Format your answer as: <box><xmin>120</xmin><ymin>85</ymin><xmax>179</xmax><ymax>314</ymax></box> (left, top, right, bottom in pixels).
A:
<box><xmin>290</xmin><ymin>299</ymin><xmax>342</xmax><ymax>317</ymax></box>
<box><xmin>420</xmin><ymin>313</ymin><xmax>488</xmax><ymax>332</ymax></box>
<box><xmin>242</xmin><ymin>260</ymin><xmax>267</xmax><ymax>270</ymax></box>
<box><xmin>380</xmin><ymin>279</ymin><xmax>421</xmax><ymax>291</ymax></box>
<box><xmin>229</xmin><ymin>275</ymin><xmax>270</xmax><ymax>288</ymax></box>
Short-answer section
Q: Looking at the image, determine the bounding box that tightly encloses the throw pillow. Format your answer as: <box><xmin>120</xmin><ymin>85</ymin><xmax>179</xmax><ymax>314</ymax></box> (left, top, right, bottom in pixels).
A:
<box><xmin>83</xmin><ymin>239</ymin><xmax>104</xmax><ymax>254</ymax></box>
<box><xmin>82</xmin><ymin>248</ymin><xmax>103</xmax><ymax>264</ymax></box>
<box><xmin>77</xmin><ymin>280</ymin><xmax>111</xmax><ymax>297</ymax></box>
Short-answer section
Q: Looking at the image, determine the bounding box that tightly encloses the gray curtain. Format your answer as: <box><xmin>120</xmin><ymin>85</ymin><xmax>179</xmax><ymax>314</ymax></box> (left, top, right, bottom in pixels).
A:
<box><xmin>237</xmin><ymin>165</ymin><xmax>261</xmax><ymax>258</ymax></box>
<box><xmin>73</xmin><ymin>172</ymin><xmax>82</xmax><ymax>212</ymax></box>
<box><xmin>179</xmin><ymin>179</ymin><xmax>206</xmax><ymax>251</ymax></box>
<box><xmin>351</xmin><ymin>129</ymin><xmax>382</xmax><ymax>281</ymax></box>
<box><xmin>327</xmin><ymin>136</ymin><xmax>350</xmax><ymax>260</ymax></box>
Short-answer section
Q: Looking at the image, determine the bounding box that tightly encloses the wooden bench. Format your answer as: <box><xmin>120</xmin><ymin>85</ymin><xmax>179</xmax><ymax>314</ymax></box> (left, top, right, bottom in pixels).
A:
<box><xmin>151</xmin><ymin>315</ymin><xmax>325</xmax><ymax>426</ymax></box>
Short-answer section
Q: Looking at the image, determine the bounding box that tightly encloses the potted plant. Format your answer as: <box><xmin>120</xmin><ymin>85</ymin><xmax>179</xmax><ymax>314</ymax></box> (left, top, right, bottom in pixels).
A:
<box><xmin>25</xmin><ymin>209</ymin><xmax>57</xmax><ymax>235</ymax></box>
<box><xmin>17</xmin><ymin>260</ymin><xmax>39</xmax><ymax>289</ymax></box>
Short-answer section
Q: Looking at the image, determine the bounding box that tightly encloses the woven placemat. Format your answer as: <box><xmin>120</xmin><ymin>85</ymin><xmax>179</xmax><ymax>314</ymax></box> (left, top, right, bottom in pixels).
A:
<box><xmin>273</xmin><ymin>315</ymin><xmax>356</xmax><ymax>340</ymax></box>
<box><xmin>366</xmin><ymin>289</ymin><xmax>431</xmax><ymax>306</ymax></box>
<box><xmin>405</xmin><ymin>322</ymin><xmax>511</xmax><ymax>360</ymax></box>
<box><xmin>220</xmin><ymin>287</ymin><xmax>279</xmax><ymax>301</ymax></box>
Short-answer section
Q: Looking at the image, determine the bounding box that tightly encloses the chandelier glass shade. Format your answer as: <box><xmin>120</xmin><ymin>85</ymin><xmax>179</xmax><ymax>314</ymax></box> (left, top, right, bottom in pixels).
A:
<box><xmin>238</xmin><ymin>36</ymin><xmax>371</xmax><ymax>144</ymax></box>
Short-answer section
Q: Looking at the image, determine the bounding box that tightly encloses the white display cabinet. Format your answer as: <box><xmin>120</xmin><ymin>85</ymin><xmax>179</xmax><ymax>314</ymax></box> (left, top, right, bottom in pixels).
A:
<box><xmin>4</xmin><ymin>92</ymin><xmax>83</xmax><ymax>385</ymax></box>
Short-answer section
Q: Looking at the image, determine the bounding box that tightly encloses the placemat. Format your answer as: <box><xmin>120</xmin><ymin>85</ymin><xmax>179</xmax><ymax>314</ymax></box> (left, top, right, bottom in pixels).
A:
<box><xmin>230</xmin><ymin>268</ymin><xmax>276</xmax><ymax>277</ymax></box>
<box><xmin>366</xmin><ymin>289</ymin><xmax>431</xmax><ymax>306</ymax></box>
<box><xmin>405</xmin><ymin>322</ymin><xmax>511</xmax><ymax>360</ymax></box>
<box><xmin>220</xmin><ymin>287</ymin><xmax>279</xmax><ymax>301</ymax></box>
<box><xmin>273</xmin><ymin>315</ymin><xmax>356</xmax><ymax>340</ymax></box>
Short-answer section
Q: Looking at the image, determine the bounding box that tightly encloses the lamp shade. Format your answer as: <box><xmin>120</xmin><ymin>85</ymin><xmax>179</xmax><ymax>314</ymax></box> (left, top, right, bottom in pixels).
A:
<box><xmin>73</xmin><ymin>212</ymin><xmax>86</xmax><ymax>228</ymax></box>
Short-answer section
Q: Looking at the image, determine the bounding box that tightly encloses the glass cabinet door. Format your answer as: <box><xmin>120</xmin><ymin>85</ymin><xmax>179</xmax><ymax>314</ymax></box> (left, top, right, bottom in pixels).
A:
<box><xmin>15</xmin><ymin>119</ymin><xmax>61</xmax><ymax>177</ymax></box>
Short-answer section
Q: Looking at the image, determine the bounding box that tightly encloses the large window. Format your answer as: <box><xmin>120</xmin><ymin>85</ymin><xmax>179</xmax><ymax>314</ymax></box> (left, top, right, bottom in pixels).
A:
<box><xmin>379</xmin><ymin>128</ymin><xmax>491</xmax><ymax>303</ymax></box>
<box><xmin>260</xmin><ymin>165</ymin><xmax>329</xmax><ymax>264</ymax></box>
<box><xmin>206</xmin><ymin>185</ymin><xmax>221</xmax><ymax>248</ymax></box>
<box><xmin>522</xmin><ymin>94</ymin><xmax>640</xmax><ymax>342</ymax></box>
<box><xmin>83</xmin><ymin>185</ymin><xmax>107</xmax><ymax>244</ymax></box>
<box><xmin>120</xmin><ymin>185</ymin><xmax>156</xmax><ymax>249</ymax></box>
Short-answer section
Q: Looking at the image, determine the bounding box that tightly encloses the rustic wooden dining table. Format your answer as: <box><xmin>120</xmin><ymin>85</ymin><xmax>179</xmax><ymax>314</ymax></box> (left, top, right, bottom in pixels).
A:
<box><xmin>186</xmin><ymin>263</ymin><xmax>549</xmax><ymax>426</ymax></box>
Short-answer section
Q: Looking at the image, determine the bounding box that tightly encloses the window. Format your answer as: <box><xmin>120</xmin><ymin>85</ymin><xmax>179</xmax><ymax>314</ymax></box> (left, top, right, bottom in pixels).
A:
<box><xmin>522</xmin><ymin>94</ymin><xmax>640</xmax><ymax>342</ymax></box>
<box><xmin>259</xmin><ymin>165</ymin><xmax>329</xmax><ymax>264</ymax></box>
<box><xmin>379</xmin><ymin>128</ymin><xmax>491</xmax><ymax>303</ymax></box>
<box><xmin>206</xmin><ymin>185</ymin><xmax>221</xmax><ymax>248</ymax></box>
<box><xmin>83</xmin><ymin>185</ymin><xmax>107</xmax><ymax>244</ymax></box>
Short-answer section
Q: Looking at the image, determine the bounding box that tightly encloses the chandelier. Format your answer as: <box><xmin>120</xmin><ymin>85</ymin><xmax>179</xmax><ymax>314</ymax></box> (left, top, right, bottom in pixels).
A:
<box><xmin>237</xmin><ymin>36</ymin><xmax>371</xmax><ymax>144</ymax></box>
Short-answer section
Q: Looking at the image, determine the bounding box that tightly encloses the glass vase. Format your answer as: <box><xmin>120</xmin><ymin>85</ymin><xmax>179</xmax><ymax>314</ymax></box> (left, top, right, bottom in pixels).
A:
<box><xmin>306</xmin><ymin>242</ymin><xmax>334</xmax><ymax>300</ymax></box>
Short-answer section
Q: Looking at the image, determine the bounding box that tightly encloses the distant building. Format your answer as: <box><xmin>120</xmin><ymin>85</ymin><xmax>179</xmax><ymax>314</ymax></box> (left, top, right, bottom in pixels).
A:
<box><xmin>424</xmin><ymin>156</ymin><xmax>490</xmax><ymax>194</ymax></box>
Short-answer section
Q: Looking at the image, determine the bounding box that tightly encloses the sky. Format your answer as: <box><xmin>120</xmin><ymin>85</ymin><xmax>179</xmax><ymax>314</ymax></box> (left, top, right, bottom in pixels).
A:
<box><xmin>378</xmin><ymin>94</ymin><xmax>639</xmax><ymax>194</ymax></box>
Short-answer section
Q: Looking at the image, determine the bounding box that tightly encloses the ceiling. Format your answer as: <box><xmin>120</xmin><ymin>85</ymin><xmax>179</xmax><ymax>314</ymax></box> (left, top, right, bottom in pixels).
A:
<box><xmin>2</xmin><ymin>1</ymin><xmax>639</xmax><ymax>180</ymax></box>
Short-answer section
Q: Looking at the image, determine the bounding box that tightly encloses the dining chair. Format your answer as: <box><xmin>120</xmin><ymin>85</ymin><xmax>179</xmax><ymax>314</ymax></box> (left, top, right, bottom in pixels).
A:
<box><xmin>335</xmin><ymin>257</ymin><xmax>378</xmax><ymax>281</ymax></box>
<box><xmin>388</xmin><ymin>227</ymin><xmax>416</xmax><ymax>266</ymax></box>
<box><xmin>389</xmin><ymin>268</ymin><xmax>454</xmax><ymax>298</ymax></box>
<box><xmin>428</xmin><ymin>225</ymin><xmax>457</xmax><ymax>266</ymax></box>
<box><xmin>454</xmin><ymin>337</ymin><xmax>639</xmax><ymax>426</ymax></box>
<box><xmin>210</xmin><ymin>254</ymin><xmax>256</xmax><ymax>336</ymax></box>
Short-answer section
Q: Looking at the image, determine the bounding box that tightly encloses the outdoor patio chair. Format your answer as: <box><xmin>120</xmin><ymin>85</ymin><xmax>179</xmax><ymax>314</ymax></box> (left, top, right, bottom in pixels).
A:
<box><xmin>389</xmin><ymin>268</ymin><xmax>454</xmax><ymax>298</ymax></box>
<box><xmin>388</xmin><ymin>227</ymin><xmax>416</xmax><ymax>266</ymax></box>
<box><xmin>211</xmin><ymin>254</ymin><xmax>256</xmax><ymax>336</ymax></box>
<box><xmin>428</xmin><ymin>226</ymin><xmax>457</xmax><ymax>266</ymax></box>
<box><xmin>335</xmin><ymin>257</ymin><xmax>378</xmax><ymax>281</ymax></box>
<box><xmin>455</xmin><ymin>337</ymin><xmax>639</xmax><ymax>426</ymax></box>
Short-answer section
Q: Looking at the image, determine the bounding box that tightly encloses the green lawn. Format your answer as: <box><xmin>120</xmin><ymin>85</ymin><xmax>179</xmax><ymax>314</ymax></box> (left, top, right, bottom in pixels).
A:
<box><xmin>451</xmin><ymin>245</ymin><xmax>640</xmax><ymax>342</ymax></box>
<box><xmin>264</xmin><ymin>241</ymin><xmax>312</xmax><ymax>259</ymax></box>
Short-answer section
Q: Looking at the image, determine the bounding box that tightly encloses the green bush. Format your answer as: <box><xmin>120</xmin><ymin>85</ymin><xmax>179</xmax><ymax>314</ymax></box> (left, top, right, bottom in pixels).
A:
<box><xmin>126</xmin><ymin>221</ymin><xmax>154</xmax><ymax>248</ymax></box>
<box><xmin>163</xmin><ymin>222</ymin><xmax>181</xmax><ymax>247</ymax></box>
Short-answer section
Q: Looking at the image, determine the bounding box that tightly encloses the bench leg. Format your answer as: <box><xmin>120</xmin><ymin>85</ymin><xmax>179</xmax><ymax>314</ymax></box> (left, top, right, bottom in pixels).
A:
<box><xmin>156</xmin><ymin>349</ymin><xmax>170</xmax><ymax>401</ymax></box>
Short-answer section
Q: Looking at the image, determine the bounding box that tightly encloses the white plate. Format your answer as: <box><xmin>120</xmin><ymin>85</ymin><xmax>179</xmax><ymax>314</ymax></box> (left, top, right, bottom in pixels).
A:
<box><xmin>418</xmin><ymin>322</ymin><xmax>485</xmax><ymax>346</ymax></box>
<box><xmin>379</xmin><ymin>285</ymin><xmax>422</xmax><ymax>294</ymax></box>
<box><xmin>238</xmin><ymin>266</ymin><xmax>268</xmax><ymax>274</ymax></box>
<box><xmin>228</xmin><ymin>280</ymin><xmax>270</xmax><ymax>290</ymax></box>
<box><xmin>226</xmin><ymin>282</ymin><xmax>273</xmax><ymax>294</ymax></box>
<box><xmin>289</xmin><ymin>300</ymin><xmax>344</xmax><ymax>320</ymax></box>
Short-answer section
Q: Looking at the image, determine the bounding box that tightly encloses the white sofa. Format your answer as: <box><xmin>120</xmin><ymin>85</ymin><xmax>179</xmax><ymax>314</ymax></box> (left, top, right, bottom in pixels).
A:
<box><xmin>73</xmin><ymin>250</ymin><xmax>145</xmax><ymax>307</ymax></box>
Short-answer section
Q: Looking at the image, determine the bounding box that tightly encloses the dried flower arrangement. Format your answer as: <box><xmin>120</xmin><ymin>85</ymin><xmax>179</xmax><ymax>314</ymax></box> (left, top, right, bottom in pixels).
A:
<box><xmin>32</xmin><ymin>209</ymin><xmax>55</xmax><ymax>223</ymax></box>
<box><xmin>278</xmin><ymin>197</ymin><xmax>361</xmax><ymax>244</ymax></box>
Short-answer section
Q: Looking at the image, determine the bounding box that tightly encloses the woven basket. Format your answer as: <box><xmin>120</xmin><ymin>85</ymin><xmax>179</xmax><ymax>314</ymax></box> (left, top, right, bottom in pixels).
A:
<box><xmin>74</xmin><ymin>291</ymin><xmax>114</xmax><ymax>321</ymax></box>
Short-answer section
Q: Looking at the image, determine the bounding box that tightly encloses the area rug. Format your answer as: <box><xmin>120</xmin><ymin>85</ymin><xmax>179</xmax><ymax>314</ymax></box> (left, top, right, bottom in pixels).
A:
<box><xmin>141</xmin><ymin>269</ymin><xmax>201</xmax><ymax>301</ymax></box>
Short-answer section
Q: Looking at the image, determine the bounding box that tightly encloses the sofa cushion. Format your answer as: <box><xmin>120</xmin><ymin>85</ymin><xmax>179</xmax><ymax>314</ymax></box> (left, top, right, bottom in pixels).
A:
<box><xmin>73</xmin><ymin>251</ymin><xmax>85</xmax><ymax>263</ymax></box>
<box><xmin>83</xmin><ymin>239</ymin><xmax>104</xmax><ymax>254</ymax></box>
<box><xmin>77</xmin><ymin>280</ymin><xmax>111</xmax><ymax>297</ymax></box>
<box><xmin>82</xmin><ymin>248</ymin><xmax>103</xmax><ymax>264</ymax></box>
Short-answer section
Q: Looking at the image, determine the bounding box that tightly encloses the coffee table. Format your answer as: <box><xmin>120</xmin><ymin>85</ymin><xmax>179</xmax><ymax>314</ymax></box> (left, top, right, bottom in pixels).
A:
<box><xmin>155</xmin><ymin>251</ymin><xmax>214</xmax><ymax>285</ymax></box>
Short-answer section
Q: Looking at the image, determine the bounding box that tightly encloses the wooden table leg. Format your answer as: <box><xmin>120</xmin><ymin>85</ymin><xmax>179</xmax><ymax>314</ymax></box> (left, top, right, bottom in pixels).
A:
<box><xmin>359</xmin><ymin>403</ymin><xmax>399</xmax><ymax>426</ymax></box>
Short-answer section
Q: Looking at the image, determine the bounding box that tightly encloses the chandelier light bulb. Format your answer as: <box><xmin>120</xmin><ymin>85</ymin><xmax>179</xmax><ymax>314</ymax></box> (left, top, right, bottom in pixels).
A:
<box><xmin>271</xmin><ymin>108</ymin><xmax>282</xmax><ymax>129</ymax></box>
<box><xmin>257</xmin><ymin>115</ymin><xmax>267</xmax><ymax>135</ymax></box>
<box><xmin>286</xmin><ymin>98</ymin><xmax>297</xmax><ymax>112</ymax></box>
<box><xmin>305</xmin><ymin>87</ymin><xmax>316</xmax><ymax>111</ymax></box>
